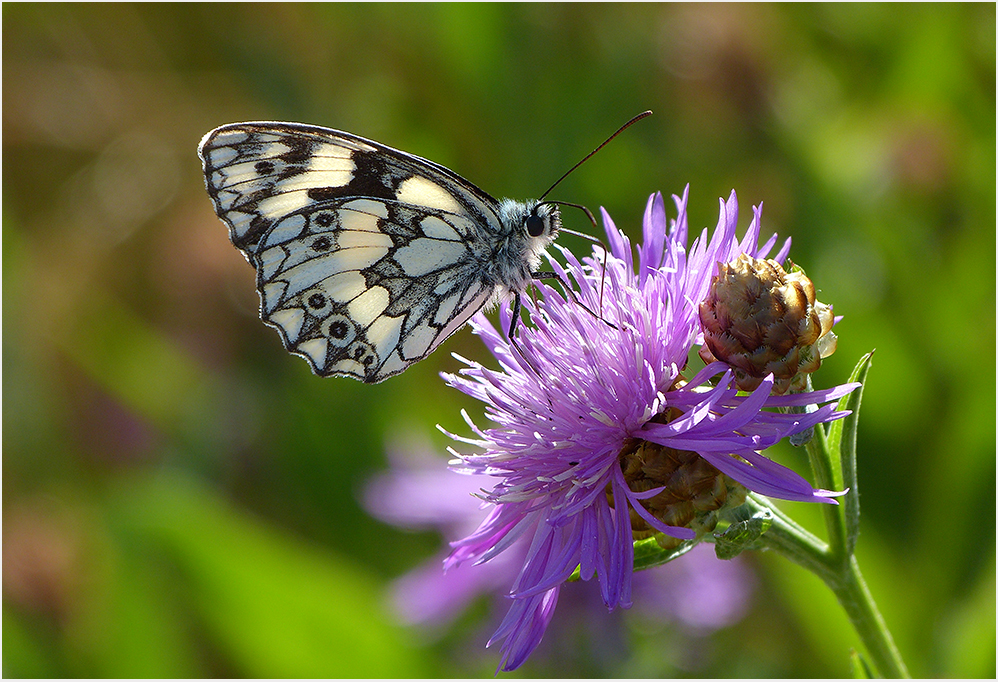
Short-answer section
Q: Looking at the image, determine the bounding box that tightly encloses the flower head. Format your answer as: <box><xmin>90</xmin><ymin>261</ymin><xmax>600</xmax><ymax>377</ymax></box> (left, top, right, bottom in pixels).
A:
<box><xmin>363</xmin><ymin>435</ymin><xmax>755</xmax><ymax>672</ymax></box>
<box><xmin>442</xmin><ymin>187</ymin><xmax>858</xmax><ymax>671</ymax></box>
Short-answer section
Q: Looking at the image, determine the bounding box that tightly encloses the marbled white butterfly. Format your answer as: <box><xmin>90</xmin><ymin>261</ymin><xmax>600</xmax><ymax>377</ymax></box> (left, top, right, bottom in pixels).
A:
<box><xmin>199</xmin><ymin>115</ymin><xmax>648</xmax><ymax>383</ymax></box>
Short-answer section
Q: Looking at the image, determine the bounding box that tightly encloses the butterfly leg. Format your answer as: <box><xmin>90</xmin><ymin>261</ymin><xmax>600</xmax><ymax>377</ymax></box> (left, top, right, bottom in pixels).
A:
<box><xmin>507</xmin><ymin>291</ymin><xmax>523</xmax><ymax>339</ymax></box>
<box><xmin>530</xmin><ymin>271</ymin><xmax>618</xmax><ymax>330</ymax></box>
<box><xmin>504</xmin><ymin>292</ymin><xmax>547</xmax><ymax>381</ymax></box>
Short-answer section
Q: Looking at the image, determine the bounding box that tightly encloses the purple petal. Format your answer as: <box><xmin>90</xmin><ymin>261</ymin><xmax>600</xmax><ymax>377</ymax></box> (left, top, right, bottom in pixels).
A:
<box><xmin>639</xmin><ymin>191</ymin><xmax>667</xmax><ymax>281</ymax></box>
<box><xmin>490</xmin><ymin>588</ymin><xmax>560</xmax><ymax>672</ymax></box>
<box><xmin>698</xmin><ymin>448</ymin><xmax>840</xmax><ymax>504</ymax></box>
<box><xmin>601</xmin><ymin>207</ymin><xmax>630</xmax><ymax>262</ymax></box>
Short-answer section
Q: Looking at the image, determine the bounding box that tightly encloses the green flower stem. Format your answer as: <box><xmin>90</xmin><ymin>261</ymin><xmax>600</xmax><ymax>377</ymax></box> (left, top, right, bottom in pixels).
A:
<box><xmin>746</xmin><ymin>494</ymin><xmax>909</xmax><ymax>678</ymax></box>
<box><xmin>803</xmin><ymin>423</ymin><xmax>849</xmax><ymax>563</ymax></box>
<box><xmin>748</xmin><ymin>353</ymin><xmax>909</xmax><ymax>675</ymax></box>
<box><xmin>744</xmin><ymin>493</ymin><xmax>835</xmax><ymax>583</ymax></box>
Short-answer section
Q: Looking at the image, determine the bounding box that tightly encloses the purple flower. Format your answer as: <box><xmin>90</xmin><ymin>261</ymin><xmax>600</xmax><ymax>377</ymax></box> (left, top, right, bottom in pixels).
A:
<box><xmin>361</xmin><ymin>436</ymin><xmax>528</xmax><ymax>632</ymax></box>
<box><xmin>441</xmin><ymin>187</ymin><xmax>859</xmax><ymax>671</ymax></box>
<box><xmin>362</xmin><ymin>434</ymin><xmax>755</xmax><ymax>666</ymax></box>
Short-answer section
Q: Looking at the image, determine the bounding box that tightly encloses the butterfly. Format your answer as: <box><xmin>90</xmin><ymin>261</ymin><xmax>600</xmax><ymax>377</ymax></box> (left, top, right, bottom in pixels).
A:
<box><xmin>199</xmin><ymin>114</ymin><xmax>649</xmax><ymax>383</ymax></box>
<box><xmin>198</xmin><ymin>121</ymin><xmax>562</xmax><ymax>383</ymax></box>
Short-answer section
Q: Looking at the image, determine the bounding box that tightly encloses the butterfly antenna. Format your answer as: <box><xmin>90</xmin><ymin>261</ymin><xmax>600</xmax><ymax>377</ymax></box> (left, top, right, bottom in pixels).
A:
<box><xmin>524</xmin><ymin>113</ymin><xmax>650</xmax><ymax>335</ymax></box>
<box><xmin>537</xmin><ymin>200</ymin><xmax>615</xmax><ymax>331</ymax></box>
<box><xmin>537</xmin><ymin>110</ymin><xmax>652</xmax><ymax>202</ymax></box>
<box><xmin>535</xmin><ymin>111</ymin><xmax>652</xmax><ymax>326</ymax></box>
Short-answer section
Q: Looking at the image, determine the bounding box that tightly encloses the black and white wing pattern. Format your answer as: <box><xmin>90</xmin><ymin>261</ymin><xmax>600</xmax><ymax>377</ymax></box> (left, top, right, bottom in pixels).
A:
<box><xmin>198</xmin><ymin>122</ymin><xmax>560</xmax><ymax>383</ymax></box>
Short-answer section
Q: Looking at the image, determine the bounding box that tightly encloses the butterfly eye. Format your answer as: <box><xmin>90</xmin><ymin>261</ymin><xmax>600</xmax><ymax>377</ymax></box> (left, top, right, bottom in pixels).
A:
<box><xmin>526</xmin><ymin>213</ymin><xmax>547</xmax><ymax>238</ymax></box>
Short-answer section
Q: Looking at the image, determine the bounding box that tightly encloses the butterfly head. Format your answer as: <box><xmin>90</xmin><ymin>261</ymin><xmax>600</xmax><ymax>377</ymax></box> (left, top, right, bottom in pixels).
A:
<box><xmin>496</xmin><ymin>198</ymin><xmax>561</xmax><ymax>252</ymax></box>
<box><xmin>490</xmin><ymin>199</ymin><xmax>561</xmax><ymax>291</ymax></box>
<box><xmin>525</xmin><ymin>201</ymin><xmax>561</xmax><ymax>242</ymax></box>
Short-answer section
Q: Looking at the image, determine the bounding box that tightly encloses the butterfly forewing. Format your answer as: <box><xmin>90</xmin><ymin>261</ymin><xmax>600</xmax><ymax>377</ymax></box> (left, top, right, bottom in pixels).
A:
<box><xmin>199</xmin><ymin>122</ymin><xmax>544</xmax><ymax>383</ymax></box>
<box><xmin>200</xmin><ymin>123</ymin><xmax>500</xmax><ymax>256</ymax></box>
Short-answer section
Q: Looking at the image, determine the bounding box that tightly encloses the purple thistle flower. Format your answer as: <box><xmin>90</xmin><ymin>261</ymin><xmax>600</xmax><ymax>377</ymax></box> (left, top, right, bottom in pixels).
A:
<box><xmin>362</xmin><ymin>435</ymin><xmax>755</xmax><ymax>669</ymax></box>
<box><xmin>441</xmin><ymin>187</ymin><xmax>859</xmax><ymax>671</ymax></box>
<box><xmin>361</xmin><ymin>436</ymin><xmax>530</xmax><ymax>631</ymax></box>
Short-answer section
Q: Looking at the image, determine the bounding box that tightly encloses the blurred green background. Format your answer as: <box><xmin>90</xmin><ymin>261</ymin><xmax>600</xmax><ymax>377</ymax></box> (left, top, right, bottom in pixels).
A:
<box><xmin>3</xmin><ymin>3</ymin><xmax>995</xmax><ymax>677</ymax></box>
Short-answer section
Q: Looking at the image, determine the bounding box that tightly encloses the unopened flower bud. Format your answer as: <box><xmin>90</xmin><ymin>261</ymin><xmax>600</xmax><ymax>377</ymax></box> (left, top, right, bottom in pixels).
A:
<box><xmin>698</xmin><ymin>254</ymin><xmax>836</xmax><ymax>395</ymax></box>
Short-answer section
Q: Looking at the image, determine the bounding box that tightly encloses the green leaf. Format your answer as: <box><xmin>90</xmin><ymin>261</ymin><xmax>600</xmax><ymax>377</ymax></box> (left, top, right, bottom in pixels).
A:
<box><xmin>633</xmin><ymin>536</ymin><xmax>699</xmax><ymax>571</ymax></box>
<box><xmin>714</xmin><ymin>508</ymin><xmax>773</xmax><ymax>560</ymax></box>
<box><xmin>850</xmin><ymin>648</ymin><xmax>874</xmax><ymax>678</ymax></box>
<box><xmin>828</xmin><ymin>351</ymin><xmax>875</xmax><ymax>556</ymax></box>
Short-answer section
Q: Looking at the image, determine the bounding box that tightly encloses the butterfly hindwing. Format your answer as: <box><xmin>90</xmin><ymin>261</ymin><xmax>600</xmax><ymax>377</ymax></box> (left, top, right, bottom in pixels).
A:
<box><xmin>253</xmin><ymin>196</ymin><xmax>494</xmax><ymax>381</ymax></box>
<box><xmin>199</xmin><ymin>121</ymin><xmax>561</xmax><ymax>382</ymax></box>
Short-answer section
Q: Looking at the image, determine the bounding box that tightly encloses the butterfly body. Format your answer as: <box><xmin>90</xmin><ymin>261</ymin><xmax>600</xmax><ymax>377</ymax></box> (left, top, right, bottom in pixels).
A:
<box><xmin>199</xmin><ymin>122</ymin><xmax>560</xmax><ymax>383</ymax></box>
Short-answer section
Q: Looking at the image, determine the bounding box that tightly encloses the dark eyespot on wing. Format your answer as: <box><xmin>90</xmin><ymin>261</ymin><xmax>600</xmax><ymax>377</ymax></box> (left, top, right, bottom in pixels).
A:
<box><xmin>328</xmin><ymin>320</ymin><xmax>349</xmax><ymax>339</ymax></box>
<box><xmin>310</xmin><ymin>236</ymin><xmax>332</xmax><ymax>251</ymax></box>
<box><xmin>314</xmin><ymin>212</ymin><xmax>336</xmax><ymax>228</ymax></box>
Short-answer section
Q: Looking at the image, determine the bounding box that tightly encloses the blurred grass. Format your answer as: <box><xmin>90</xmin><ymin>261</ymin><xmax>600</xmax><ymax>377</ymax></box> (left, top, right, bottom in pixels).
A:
<box><xmin>3</xmin><ymin>3</ymin><xmax>995</xmax><ymax>677</ymax></box>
